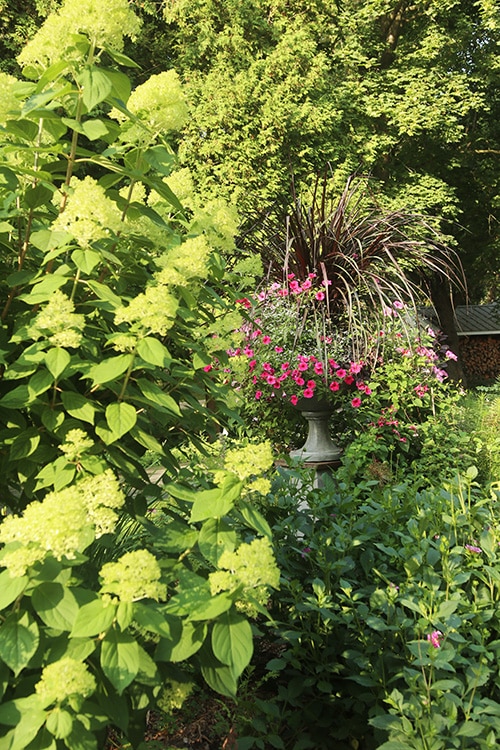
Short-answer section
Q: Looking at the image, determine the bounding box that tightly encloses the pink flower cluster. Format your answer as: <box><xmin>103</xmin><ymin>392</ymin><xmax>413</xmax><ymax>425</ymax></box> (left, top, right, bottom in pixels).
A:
<box><xmin>230</xmin><ymin>345</ymin><xmax>369</xmax><ymax>407</ymax></box>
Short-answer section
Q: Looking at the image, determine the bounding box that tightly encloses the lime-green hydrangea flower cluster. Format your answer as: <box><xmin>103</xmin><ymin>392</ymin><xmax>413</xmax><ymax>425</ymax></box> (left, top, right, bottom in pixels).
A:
<box><xmin>0</xmin><ymin>72</ymin><xmax>21</xmax><ymax>125</ymax></box>
<box><xmin>157</xmin><ymin>680</ymin><xmax>194</xmax><ymax>714</ymax></box>
<box><xmin>99</xmin><ymin>549</ymin><xmax>164</xmax><ymax>602</ymax></box>
<box><xmin>35</xmin><ymin>657</ymin><xmax>96</xmax><ymax>708</ymax></box>
<box><xmin>0</xmin><ymin>470</ymin><xmax>124</xmax><ymax>577</ymax></box>
<box><xmin>18</xmin><ymin>0</ymin><xmax>141</xmax><ymax>70</ymax></box>
<box><xmin>115</xmin><ymin>235</ymin><xmax>213</xmax><ymax>335</ymax></box>
<box><xmin>216</xmin><ymin>441</ymin><xmax>274</xmax><ymax>495</ymax></box>
<box><xmin>209</xmin><ymin>537</ymin><xmax>280</xmax><ymax>614</ymax></box>
<box><xmin>59</xmin><ymin>429</ymin><xmax>94</xmax><ymax>462</ymax></box>
<box><xmin>111</xmin><ymin>70</ymin><xmax>188</xmax><ymax>142</ymax></box>
<box><xmin>29</xmin><ymin>290</ymin><xmax>85</xmax><ymax>349</ymax></box>
<box><xmin>53</xmin><ymin>176</ymin><xmax>122</xmax><ymax>247</ymax></box>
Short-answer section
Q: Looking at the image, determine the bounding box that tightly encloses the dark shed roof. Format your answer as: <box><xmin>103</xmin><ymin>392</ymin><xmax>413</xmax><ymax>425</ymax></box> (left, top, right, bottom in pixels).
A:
<box><xmin>455</xmin><ymin>304</ymin><xmax>500</xmax><ymax>336</ymax></box>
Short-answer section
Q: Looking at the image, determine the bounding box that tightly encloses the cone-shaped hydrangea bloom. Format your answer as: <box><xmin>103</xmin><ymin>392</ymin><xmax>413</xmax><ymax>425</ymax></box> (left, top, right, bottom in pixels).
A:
<box><xmin>0</xmin><ymin>470</ymin><xmax>124</xmax><ymax>576</ymax></box>
<box><xmin>35</xmin><ymin>658</ymin><xmax>96</xmax><ymax>707</ymax></box>
<box><xmin>52</xmin><ymin>177</ymin><xmax>122</xmax><ymax>247</ymax></box>
<box><xmin>18</xmin><ymin>0</ymin><xmax>141</xmax><ymax>70</ymax></box>
<box><xmin>100</xmin><ymin>549</ymin><xmax>164</xmax><ymax>602</ymax></box>
<box><xmin>29</xmin><ymin>290</ymin><xmax>85</xmax><ymax>349</ymax></box>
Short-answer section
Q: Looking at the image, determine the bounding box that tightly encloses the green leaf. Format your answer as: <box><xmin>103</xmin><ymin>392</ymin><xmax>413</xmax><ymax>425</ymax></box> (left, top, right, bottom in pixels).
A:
<box><xmin>0</xmin><ymin>385</ymin><xmax>31</xmax><ymax>409</ymax></box>
<box><xmin>45</xmin><ymin>348</ymin><xmax>71</xmax><ymax>380</ymax></box>
<box><xmin>198</xmin><ymin>518</ymin><xmax>237</xmax><ymax>566</ymax></box>
<box><xmin>104</xmin><ymin>47</ymin><xmax>141</xmax><ymax>68</ymax></box>
<box><xmin>81</xmin><ymin>119</ymin><xmax>110</xmax><ymax>141</ymax></box>
<box><xmin>136</xmin><ymin>337</ymin><xmax>171</xmax><ymax>367</ymax></box>
<box><xmin>137</xmin><ymin>378</ymin><xmax>181</xmax><ymax>416</ymax></box>
<box><xmin>190</xmin><ymin>475</ymin><xmax>243</xmax><ymax>523</ymax></box>
<box><xmin>70</xmin><ymin>598</ymin><xmax>116</xmax><ymax>638</ymax></box>
<box><xmin>155</xmin><ymin>621</ymin><xmax>206</xmax><ymax>663</ymax></box>
<box><xmin>105</xmin><ymin>402</ymin><xmax>137</xmax><ymax>439</ymax></box>
<box><xmin>80</xmin><ymin>67</ymin><xmax>113</xmax><ymax>111</ymax></box>
<box><xmin>31</xmin><ymin>583</ymin><xmax>79</xmax><ymax>631</ymax></box>
<box><xmin>28</xmin><ymin>370</ymin><xmax>54</xmax><ymax>398</ymax></box>
<box><xmin>87</xmin><ymin>354</ymin><xmax>133</xmax><ymax>385</ymax></box>
<box><xmin>238</xmin><ymin>503</ymin><xmax>272</xmax><ymax>539</ymax></box>
<box><xmin>71</xmin><ymin>248</ymin><xmax>101</xmax><ymax>274</ymax></box>
<box><xmin>24</xmin><ymin>184</ymin><xmax>53</xmax><ymax>209</ymax></box>
<box><xmin>9</xmin><ymin>430</ymin><xmax>40</xmax><ymax>461</ymax></box>
<box><xmin>166</xmin><ymin>590</ymin><xmax>233</xmax><ymax>622</ymax></box>
<box><xmin>0</xmin><ymin>697</ymin><xmax>46</xmax><ymax>749</ymax></box>
<box><xmin>0</xmin><ymin>570</ymin><xmax>27</xmax><ymax>610</ymax></box>
<box><xmin>212</xmin><ymin>611</ymin><xmax>253</xmax><ymax>678</ymax></box>
<box><xmin>0</xmin><ymin>611</ymin><xmax>39</xmax><ymax>675</ymax></box>
<box><xmin>100</xmin><ymin>68</ymin><xmax>131</xmax><ymax>104</ymax></box>
<box><xmin>201</xmin><ymin>663</ymin><xmax>238</xmax><ymax>699</ymax></box>
<box><xmin>133</xmin><ymin>605</ymin><xmax>180</xmax><ymax>638</ymax></box>
<box><xmin>18</xmin><ymin>275</ymin><xmax>68</xmax><ymax>304</ymax></box>
<box><xmin>101</xmin><ymin>629</ymin><xmax>140</xmax><ymax>694</ymax></box>
<box><xmin>61</xmin><ymin>391</ymin><xmax>96</xmax><ymax>424</ymax></box>
<box><xmin>457</xmin><ymin>721</ymin><xmax>485</xmax><ymax>737</ymax></box>
<box><xmin>46</xmin><ymin>708</ymin><xmax>73</xmax><ymax>739</ymax></box>
<box><xmin>86</xmin><ymin>280</ymin><xmax>123</xmax><ymax>309</ymax></box>
<box><xmin>30</xmin><ymin>229</ymin><xmax>71</xmax><ymax>253</ymax></box>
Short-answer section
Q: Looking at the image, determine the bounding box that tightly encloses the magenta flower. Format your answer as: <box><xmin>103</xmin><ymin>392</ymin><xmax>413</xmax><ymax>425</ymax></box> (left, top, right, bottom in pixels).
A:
<box><xmin>427</xmin><ymin>630</ymin><xmax>443</xmax><ymax>649</ymax></box>
<box><xmin>290</xmin><ymin>394</ymin><xmax>298</xmax><ymax>405</ymax></box>
<box><xmin>303</xmin><ymin>388</ymin><xmax>315</xmax><ymax>398</ymax></box>
<box><xmin>315</xmin><ymin>291</ymin><xmax>325</xmax><ymax>301</ymax></box>
<box><xmin>336</xmin><ymin>368</ymin><xmax>347</xmax><ymax>379</ymax></box>
<box><xmin>465</xmin><ymin>544</ymin><xmax>482</xmax><ymax>554</ymax></box>
<box><xmin>255</xmin><ymin>390</ymin><xmax>263</xmax><ymax>400</ymax></box>
<box><xmin>344</xmin><ymin>374</ymin><xmax>355</xmax><ymax>385</ymax></box>
<box><xmin>445</xmin><ymin>349</ymin><xmax>458</xmax><ymax>361</ymax></box>
<box><xmin>350</xmin><ymin>362</ymin><xmax>363</xmax><ymax>374</ymax></box>
<box><xmin>314</xmin><ymin>362</ymin><xmax>324</xmax><ymax>374</ymax></box>
<box><xmin>203</xmin><ymin>365</ymin><xmax>213</xmax><ymax>372</ymax></box>
<box><xmin>262</xmin><ymin>335</ymin><xmax>271</xmax><ymax>345</ymax></box>
<box><xmin>351</xmin><ymin>397</ymin><xmax>362</xmax><ymax>408</ymax></box>
<box><xmin>329</xmin><ymin>381</ymin><xmax>340</xmax><ymax>392</ymax></box>
<box><xmin>393</xmin><ymin>300</ymin><xmax>405</xmax><ymax>310</ymax></box>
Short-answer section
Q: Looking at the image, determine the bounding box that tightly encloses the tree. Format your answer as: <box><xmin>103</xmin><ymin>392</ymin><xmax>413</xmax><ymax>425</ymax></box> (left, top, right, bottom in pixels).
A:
<box><xmin>162</xmin><ymin>0</ymin><xmax>499</xmax><ymax>304</ymax></box>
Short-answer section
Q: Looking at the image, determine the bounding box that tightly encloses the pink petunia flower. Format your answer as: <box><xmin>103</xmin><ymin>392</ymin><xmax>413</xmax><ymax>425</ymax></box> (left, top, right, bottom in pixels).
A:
<box><xmin>315</xmin><ymin>291</ymin><xmax>325</xmax><ymax>301</ymax></box>
<box><xmin>329</xmin><ymin>381</ymin><xmax>340</xmax><ymax>392</ymax></box>
<box><xmin>351</xmin><ymin>397</ymin><xmax>362</xmax><ymax>408</ymax></box>
<box><xmin>303</xmin><ymin>388</ymin><xmax>315</xmax><ymax>398</ymax></box>
<box><xmin>203</xmin><ymin>365</ymin><xmax>213</xmax><ymax>372</ymax></box>
<box><xmin>255</xmin><ymin>390</ymin><xmax>263</xmax><ymax>400</ymax></box>
<box><xmin>262</xmin><ymin>335</ymin><xmax>272</xmax><ymax>345</ymax></box>
<box><xmin>427</xmin><ymin>630</ymin><xmax>443</xmax><ymax>649</ymax></box>
<box><xmin>290</xmin><ymin>394</ymin><xmax>298</xmax><ymax>405</ymax></box>
<box><xmin>336</xmin><ymin>368</ymin><xmax>347</xmax><ymax>379</ymax></box>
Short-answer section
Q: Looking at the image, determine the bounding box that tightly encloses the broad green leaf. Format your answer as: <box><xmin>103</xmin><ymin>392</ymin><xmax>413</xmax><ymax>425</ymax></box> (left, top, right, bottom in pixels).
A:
<box><xmin>133</xmin><ymin>604</ymin><xmax>179</xmax><ymax>638</ymax></box>
<box><xmin>198</xmin><ymin>518</ymin><xmax>237</xmax><ymax>565</ymax></box>
<box><xmin>71</xmin><ymin>248</ymin><xmax>101</xmax><ymax>274</ymax></box>
<box><xmin>104</xmin><ymin>47</ymin><xmax>141</xmax><ymax>68</ymax></box>
<box><xmin>65</xmin><ymin>720</ymin><xmax>98</xmax><ymax>750</ymax></box>
<box><xmin>101</xmin><ymin>68</ymin><xmax>131</xmax><ymax>104</ymax></box>
<box><xmin>45</xmin><ymin>348</ymin><xmax>70</xmax><ymax>380</ymax></box>
<box><xmin>28</xmin><ymin>370</ymin><xmax>54</xmax><ymax>398</ymax></box>
<box><xmin>9</xmin><ymin>430</ymin><xmax>40</xmax><ymax>461</ymax></box>
<box><xmin>0</xmin><ymin>611</ymin><xmax>39</xmax><ymax>675</ymax></box>
<box><xmin>0</xmin><ymin>697</ymin><xmax>46</xmax><ymax>750</ymax></box>
<box><xmin>0</xmin><ymin>570</ymin><xmax>27</xmax><ymax>610</ymax></box>
<box><xmin>101</xmin><ymin>630</ymin><xmax>140</xmax><ymax>694</ymax></box>
<box><xmin>190</xmin><ymin>475</ymin><xmax>243</xmax><ymax>522</ymax></box>
<box><xmin>137</xmin><ymin>378</ymin><xmax>181</xmax><ymax>416</ymax></box>
<box><xmin>31</xmin><ymin>583</ymin><xmax>79</xmax><ymax>631</ymax></box>
<box><xmin>18</xmin><ymin>274</ymin><xmax>67</xmax><ymax>304</ymax></box>
<box><xmin>0</xmin><ymin>385</ymin><xmax>31</xmax><ymax>409</ymax></box>
<box><xmin>155</xmin><ymin>621</ymin><xmax>206</xmax><ymax>663</ymax></box>
<box><xmin>80</xmin><ymin>67</ymin><xmax>113</xmax><ymax>111</ymax></box>
<box><xmin>238</xmin><ymin>503</ymin><xmax>272</xmax><ymax>539</ymax></box>
<box><xmin>87</xmin><ymin>354</ymin><xmax>133</xmax><ymax>385</ymax></box>
<box><xmin>61</xmin><ymin>391</ymin><xmax>96</xmax><ymax>424</ymax></box>
<box><xmin>70</xmin><ymin>598</ymin><xmax>116</xmax><ymax>638</ymax></box>
<box><xmin>81</xmin><ymin>119</ymin><xmax>110</xmax><ymax>141</ymax></box>
<box><xmin>24</xmin><ymin>184</ymin><xmax>53</xmax><ymax>209</ymax></box>
<box><xmin>136</xmin><ymin>337</ymin><xmax>171</xmax><ymax>367</ymax></box>
<box><xmin>86</xmin><ymin>280</ymin><xmax>123</xmax><ymax>309</ymax></box>
<box><xmin>46</xmin><ymin>708</ymin><xmax>73</xmax><ymax>739</ymax></box>
<box><xmin>116</xmin><ymin>601</ymin><xmax>134</xmax><ymax>631</ymax></box>
<box><xmin>30</xmin><ymin>229</ymin><xmax>71</xmax><ymax>253</ymax></box>
<box><xmin>105</xmin><ymin>402</ymin><xmax>137</xmax><ymax>439</ymax></box>
<box><xmin>201</xmin><ymin>663</ymin><xmax>238</xmax><ymax>699</ymax></box>
<box><xmin>166</xmin><ymin>590</ymin><xmax>233</xmax><ymax>622</ymax></box>
<box><xmin>212</xmin><ymin>611</ymin><xmax>253</xmax><ymax>678</ymax></box>
<box><xmin>35</xmin><ymin>59</ymin><xmax>71</xmax><ymax>90</ymax></box>
<box><xmin>457</xmin><ymin>721</ymin><xmax>485</xmax><ymax>737</ymax></box>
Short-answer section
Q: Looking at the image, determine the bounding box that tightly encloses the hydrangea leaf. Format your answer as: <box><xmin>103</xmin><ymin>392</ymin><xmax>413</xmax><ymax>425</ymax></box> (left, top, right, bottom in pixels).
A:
<box><xmin>70</xmin><ymin>598</ymin><xmax>116</xmax><ymax>638</ymax></box>
<box><xmin>31</xmin><ymin>582</ymin><xmax>79</xmax><ymax>632</ymax></box>
<box><xmin>105</xmin><ymin>402</ymin><xmax>137</xmax><ymax>439</ymax></box>
<box><xmin>198</xmin><ymin>518</ymin><xmax>237</xmax><ymax>566</ymax></box>
<box><xmin>212</xmin><ymin>610</ymin><xmax>253</xmax><ymax>678</ymax></box>
<box><xmin>0</xmin><ymin>570</ymin><xmax>27</xmax><ymax>611</ymax></box>
<box><xmin>100</xmin><ymin>630</ymin><xmax>140</xmax><ymax>694</ymax></box>
<box><xmin>87</xmin><ymin>354</ymin><xmax>133</xmax><ymax>386</ymax></box>
<box><xmin>45</xmin><ymin>348</ymin><xmax>70</xmax><ymax>380</ymax></box>
<box><xmin>0</xmin><ymin>611</ymin><xmax>39</xmax><ymax>676</ymax></box>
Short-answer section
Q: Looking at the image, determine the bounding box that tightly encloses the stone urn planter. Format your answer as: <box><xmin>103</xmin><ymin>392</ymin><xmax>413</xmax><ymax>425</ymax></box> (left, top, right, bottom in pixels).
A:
<box><xmin>289</xmin><ymin>396</ymin><xmax>342</xmax><ymax>464</ymax></box>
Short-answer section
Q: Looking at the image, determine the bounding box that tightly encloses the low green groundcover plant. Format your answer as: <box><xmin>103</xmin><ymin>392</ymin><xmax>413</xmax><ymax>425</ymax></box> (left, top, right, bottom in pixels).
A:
<box><xmin>236</xmin><ymin>466</ymin><xmax>500</xmax><ymax>750</ymax></box>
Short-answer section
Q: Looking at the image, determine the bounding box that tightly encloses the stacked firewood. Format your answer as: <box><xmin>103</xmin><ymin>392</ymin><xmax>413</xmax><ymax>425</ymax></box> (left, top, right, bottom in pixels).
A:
<box><xmin>459</xmin><ymin>336</ymin><xmax>500</xmax><ymax>382</ymax></box>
